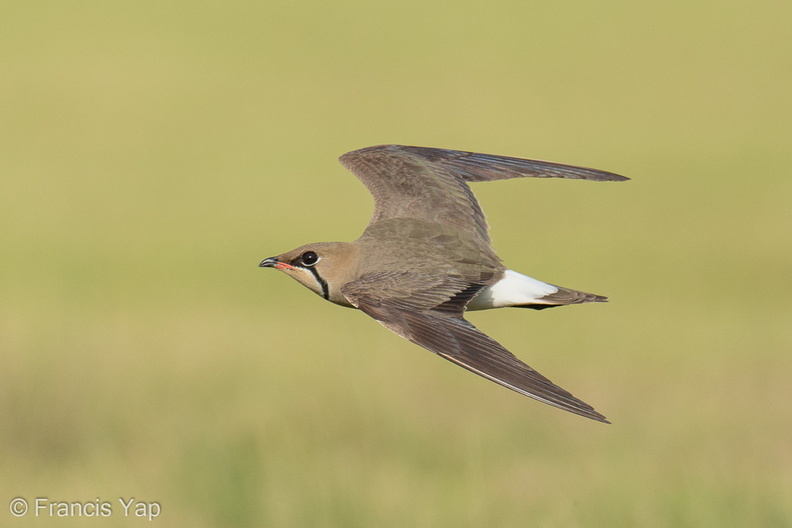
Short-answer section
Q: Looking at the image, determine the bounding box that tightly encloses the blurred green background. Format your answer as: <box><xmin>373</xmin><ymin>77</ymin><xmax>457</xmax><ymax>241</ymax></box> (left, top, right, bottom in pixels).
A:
<box><xmin>2</xmin><ymin>1</ymin><xmax>790</xmax><ymax>526</ymax></box>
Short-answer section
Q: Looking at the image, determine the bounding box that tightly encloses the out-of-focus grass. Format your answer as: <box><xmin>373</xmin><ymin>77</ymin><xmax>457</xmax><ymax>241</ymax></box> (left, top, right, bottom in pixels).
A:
<box><xmin>2</xmin><ymin>1</ymin><xmax>791</xmax><ymax>526</ymax></box>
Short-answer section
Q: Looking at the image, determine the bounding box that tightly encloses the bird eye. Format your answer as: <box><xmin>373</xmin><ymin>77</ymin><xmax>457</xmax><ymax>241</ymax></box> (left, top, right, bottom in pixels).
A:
<box><xmin>300</xmin><ymin>251</ymin><xmax>319</xmax><ymax>267</ymax></box>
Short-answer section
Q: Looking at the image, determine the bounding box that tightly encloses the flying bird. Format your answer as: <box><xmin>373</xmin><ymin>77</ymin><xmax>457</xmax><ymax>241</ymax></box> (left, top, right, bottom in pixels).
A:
<box><xmin>260</xmin><ymin>145</ymin><xmax>627</xmax><ymax>423</ymax></box>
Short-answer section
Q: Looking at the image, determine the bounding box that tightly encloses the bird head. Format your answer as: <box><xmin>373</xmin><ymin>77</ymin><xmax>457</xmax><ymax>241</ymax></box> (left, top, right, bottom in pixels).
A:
<box><xmin>259</xmin><ymin>242</ymin><xmax>358</xmax><ymax>306</ymax></box>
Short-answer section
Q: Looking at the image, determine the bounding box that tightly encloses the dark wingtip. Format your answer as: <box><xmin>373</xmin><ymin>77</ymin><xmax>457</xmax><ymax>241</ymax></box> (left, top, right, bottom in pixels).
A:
<box><xmin>587</xmin><ymin>410</ymin><xmax>611</xmax><ymax>424</ymax></box>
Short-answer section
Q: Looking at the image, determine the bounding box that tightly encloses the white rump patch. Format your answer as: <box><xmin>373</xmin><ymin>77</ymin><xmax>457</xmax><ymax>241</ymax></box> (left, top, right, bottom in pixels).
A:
<box><xmin>467</xmin><ymin>270</ymin><xmax>558</xmax><ymax>310</ymax></box>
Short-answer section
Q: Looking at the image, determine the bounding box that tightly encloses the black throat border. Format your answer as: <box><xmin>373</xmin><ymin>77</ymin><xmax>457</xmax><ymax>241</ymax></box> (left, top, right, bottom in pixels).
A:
<box><xmin>306</xmin><ymin>267</ymin><xmax>329</xmax><ymax>300</ymax></box>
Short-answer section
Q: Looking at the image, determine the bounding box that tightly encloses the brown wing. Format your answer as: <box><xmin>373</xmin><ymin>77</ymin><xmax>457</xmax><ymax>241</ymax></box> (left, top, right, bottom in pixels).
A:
<box><xmin>339</xmin><ymin>144</ymin><xmax>628</xmax><ymax>244</ymax></box>
<box><xmin>341</xmin><ymin>272</ymin><xmax>609</xmax><ymax>423</ymax></box>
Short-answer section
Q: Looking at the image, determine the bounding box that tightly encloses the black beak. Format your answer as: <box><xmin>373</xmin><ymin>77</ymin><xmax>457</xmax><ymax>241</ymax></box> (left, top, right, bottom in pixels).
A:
<box><xmin>259</xmin><ymin>257</ymin><xmax>280</xmax><ymax>268</ymax></box>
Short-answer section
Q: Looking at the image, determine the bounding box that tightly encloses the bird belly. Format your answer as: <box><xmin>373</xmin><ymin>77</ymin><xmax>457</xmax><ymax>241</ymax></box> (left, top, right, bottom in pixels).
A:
<box><xmin>466</xmin><ymin>270</ymin><xmax>559</xmax><ymax>310</ymax></box>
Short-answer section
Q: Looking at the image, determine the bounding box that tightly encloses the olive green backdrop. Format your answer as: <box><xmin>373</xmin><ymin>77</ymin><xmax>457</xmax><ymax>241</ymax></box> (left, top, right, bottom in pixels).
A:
<box><xmin>2</xmin><ymin>1</ymin><xmax>790</xmax><ymax>526</ymax></box>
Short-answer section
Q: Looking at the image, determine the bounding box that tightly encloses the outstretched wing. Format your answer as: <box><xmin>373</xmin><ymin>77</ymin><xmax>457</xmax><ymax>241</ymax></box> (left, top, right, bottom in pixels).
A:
<box><xmin>339</xmin><ymin>144</ymin><xmax>627</xmax><ymax>244</ymax></box>
<box><xmin>341</xmin><ymin>271</ymin><xmax>609</xmax><ymax>423</ymax></box>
